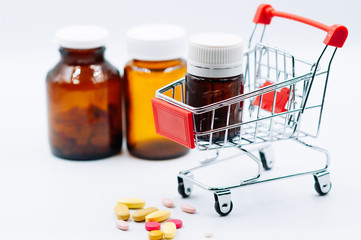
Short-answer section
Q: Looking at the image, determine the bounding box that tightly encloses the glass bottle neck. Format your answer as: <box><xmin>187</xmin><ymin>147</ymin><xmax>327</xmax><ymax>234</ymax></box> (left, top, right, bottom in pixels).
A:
<box><xmin>131</xmin><ymin>58</ymin><xmax>185</xmax><ymax>70</ymax></box>
<box><xmin>59</xmin><ymin>47</ymin><xmax>105</xmax><ymax>65</ymax></box>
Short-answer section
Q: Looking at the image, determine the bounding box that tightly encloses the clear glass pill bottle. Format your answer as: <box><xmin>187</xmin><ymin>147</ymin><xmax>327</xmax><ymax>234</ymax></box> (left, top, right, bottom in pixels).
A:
<box><xmin>124</xmin><ymin>24</ymin><xmax>189</xmax><ymax>160</ymax></box>
<box><xmin>46</xmin><ymin>26</ymin><xmax>123</xmax><ymax>160</ymax></box>
<box><xmin>185</xmin><ymin>32</ymin><xmax>244</xmax><ymax>143</ymax></box>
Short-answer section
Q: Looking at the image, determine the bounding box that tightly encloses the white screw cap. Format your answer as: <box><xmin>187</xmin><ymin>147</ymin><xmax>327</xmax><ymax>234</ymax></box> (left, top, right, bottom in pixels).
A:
<box><xmin>55</xmin><ymin>25</ymin><xmax>108</xmax><ymax>49</ymax></box>
<box><xmin>187</xmin><ymin>32</ymin><xmax>243</xmax><ymax>78</ymax></box>
<box><xmin>126</xmin><ymin>24</ymin><xmax>186</xmax><ymax>61</ymax></box>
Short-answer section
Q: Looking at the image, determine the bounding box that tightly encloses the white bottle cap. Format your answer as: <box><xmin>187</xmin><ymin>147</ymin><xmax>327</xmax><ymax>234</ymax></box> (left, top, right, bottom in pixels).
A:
<box><xmin>187</xmin><ymin>32</ymin><xmax>243</xmax><ymax>78</ymax></box>
<box><xmin>55</xmin><ymin>25</ymin><xmax>108</xmax><ymax>49</ymax></box>
<box><xmin>126</xmin><ymin>24</ymin><xmax>186</xmax><ymax>61</ymax></box>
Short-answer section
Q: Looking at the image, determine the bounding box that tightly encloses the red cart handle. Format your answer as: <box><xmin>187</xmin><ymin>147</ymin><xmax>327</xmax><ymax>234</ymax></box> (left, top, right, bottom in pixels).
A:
<box><xmin>253</xmin><ymin>4</ymin><xmax>348</xmax><ymax>48</ymax></box>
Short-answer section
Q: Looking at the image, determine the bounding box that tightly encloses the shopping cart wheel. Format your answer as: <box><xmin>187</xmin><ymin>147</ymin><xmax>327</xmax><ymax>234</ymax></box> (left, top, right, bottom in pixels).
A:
<box><xmin>177</xmin><ymin>176</ymin><xmax>193</xmax><ymax>198</ymax></box>
<box><xmin>214</xmin><ymin>191</ymin><xmax>233</xmax><ymax>216</ymax></box>
<box><xmin>313</xmin><ymin>171</ymin><xmax>332</xmax><ymax>196</ymax></box>
<box><xmin>259</xmin><ymin>146</ymin><xmax>275</xmax><ymax>170</ymax></box>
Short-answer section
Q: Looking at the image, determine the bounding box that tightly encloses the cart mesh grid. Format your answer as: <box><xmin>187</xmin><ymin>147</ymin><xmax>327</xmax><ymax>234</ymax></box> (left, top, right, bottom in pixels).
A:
<box><xmin>155</xmin><ymin>42</ymin><xmax>327</xmax><ymax>151</ymax></box>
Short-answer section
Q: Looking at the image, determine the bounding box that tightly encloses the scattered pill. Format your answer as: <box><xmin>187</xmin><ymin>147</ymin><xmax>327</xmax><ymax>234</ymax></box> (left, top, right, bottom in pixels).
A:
<box><xmin>145</xmin><ymin>221</ymin><xmax>161</xmax><ymax>231</ymax></box>
<box><xmin>167</xmin><ymin>219</ymin><xmax>182</xmax><ymax>229</ymax></box>
<box><xmin>204</xmin><ymin>231</ymin><xmax>213</xmax><ymax>238</ymax></box>
<box><xmin>162</xmin><ymin>222</ymin><xmax>176</xmax><ymax>239</ymax></box>
<box><xmin>117</xmin><ymin>198</ymin><xmax>145</xmax><ymax>209</ymax></box>
<box><xmin>162</xmin><ymin>198</ymin><xmax>175</xmax><ymax>208</ymax></box>
<box><xmin>115</xmin><ymin>220</ymin><xmax>129</xmax><ymax>231</ymax></box>
<box><xmin>145</xmin><ymin>210</ymin><xmax>171</xmax><ymax>222</ymax></box>
<box><xmin>181</xmin><ymin>204</ymin><xmax>196</xmax><ymax>214</ymax></box>
<box><xmin>114</xmin><ymin>203</ymin><xmax>130</xmax><ymax>220</ymax></box>
<box><xmin>149</xmin><ymin>230</ymin><xmax>163</xmax><ymax>240</ymax></box>
<box><xmin>132</xmin><ymin>207</ymin><xmax>158</xmax><ymax>222</ymax></box>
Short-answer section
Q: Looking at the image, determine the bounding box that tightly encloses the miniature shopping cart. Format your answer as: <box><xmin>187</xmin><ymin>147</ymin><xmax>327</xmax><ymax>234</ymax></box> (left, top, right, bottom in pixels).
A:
<box><xmin>152</xmin><ymin>4</ymin><xmax>348</xmax><ymax>216</ymax></box>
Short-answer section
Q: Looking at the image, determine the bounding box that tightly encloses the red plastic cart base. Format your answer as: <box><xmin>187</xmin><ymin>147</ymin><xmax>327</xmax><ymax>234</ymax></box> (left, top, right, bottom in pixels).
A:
<box><xmin>253</xmin><ymin>81</ymin><xmax>290</xmax><ymax>113</ymax></box>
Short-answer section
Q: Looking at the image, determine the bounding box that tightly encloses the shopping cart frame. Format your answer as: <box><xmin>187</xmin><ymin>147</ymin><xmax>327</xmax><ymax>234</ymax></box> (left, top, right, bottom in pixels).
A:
<box><xmin>152</xmin><ymin>4</ymin><xmax>348</xmax><ymax>216</ymax></box>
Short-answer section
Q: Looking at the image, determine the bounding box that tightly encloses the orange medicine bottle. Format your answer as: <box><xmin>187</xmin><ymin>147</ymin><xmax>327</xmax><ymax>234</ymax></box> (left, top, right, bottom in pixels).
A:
<box><xmin>124</xmin><ymin>24</ymin><xmax>189</xmax><ymax>160</ymax></box>
<box><xmin>46</xmin><ymin>26</ymin><xmax>123</xmax><ymax>160</ymax></box>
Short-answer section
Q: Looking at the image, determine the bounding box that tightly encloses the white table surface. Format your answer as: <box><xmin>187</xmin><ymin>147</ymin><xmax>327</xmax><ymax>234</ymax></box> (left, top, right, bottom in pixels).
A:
<box><xmin>1</xmin><ymin>43</ymin><xmax>360</xmax><ymax>240</ymax></box>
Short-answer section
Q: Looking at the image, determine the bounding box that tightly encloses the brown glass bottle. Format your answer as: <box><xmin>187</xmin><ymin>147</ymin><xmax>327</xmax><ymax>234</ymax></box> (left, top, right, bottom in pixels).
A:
<box><xmin>185</xmin><ymin>32</ymin><xmax>244</xmax><ymax>144</ymax></box>
<box><xmin>185</xmin><ymin>73</ymin><xmax>244</xmax><ymax>142</ymax></box>
<box><xmin>46</xmin><ymin>47</ymin><xmax>123</xmax><ymax>160</ymax></box>
<box><xmin>124</xmin><ymin>59</ymin><xmax>189</xmax><ymax>159</ymax></box>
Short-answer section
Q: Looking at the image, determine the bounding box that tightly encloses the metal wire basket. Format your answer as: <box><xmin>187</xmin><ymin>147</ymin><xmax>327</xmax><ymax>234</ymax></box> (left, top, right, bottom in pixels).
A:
<box><xmin>152</xmin><ymin>4</ymin><xmax>348</xmax><ymax>216</ymax></box>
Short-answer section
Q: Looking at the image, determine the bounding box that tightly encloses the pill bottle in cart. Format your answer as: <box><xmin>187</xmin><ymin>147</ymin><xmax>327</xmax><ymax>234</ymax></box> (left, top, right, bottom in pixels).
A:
<box><xmin>185</xmin><ymin>32</ymin><xmax>244</xmax><ymax>143</ymax></box>
<box><xmin>46</xmin><ymin>26</ymin><xmax>123</xmax><ymax>160</ymax></box>
<box><xmin>124</xmin><ymin>24</ymin><xmax>189</xmax><ymax>160</ymax></box>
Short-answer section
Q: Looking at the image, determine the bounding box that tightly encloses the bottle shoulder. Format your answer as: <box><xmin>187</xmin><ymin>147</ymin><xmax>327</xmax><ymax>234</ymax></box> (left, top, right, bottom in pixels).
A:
<box><xmin>124</xmin><ymin>58</ymin><xmax>186</xmax><ymax>73</ymax></box>
<box><xmin>47</xmin><ymin>60</ymin><xmax>121</xmax><ymax>84</ymax></box>
<box><xmin>185</xmin><ymin>73</ymin><xmax>243</xmax><ymax>82</ymax></box>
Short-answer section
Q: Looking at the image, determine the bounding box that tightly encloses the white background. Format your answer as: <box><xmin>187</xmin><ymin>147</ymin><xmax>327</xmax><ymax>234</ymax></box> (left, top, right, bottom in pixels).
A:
<box><xmin>1</xmin><ymin>0</ymin><xmax>360</xmax><ymax>239</ymax></box>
